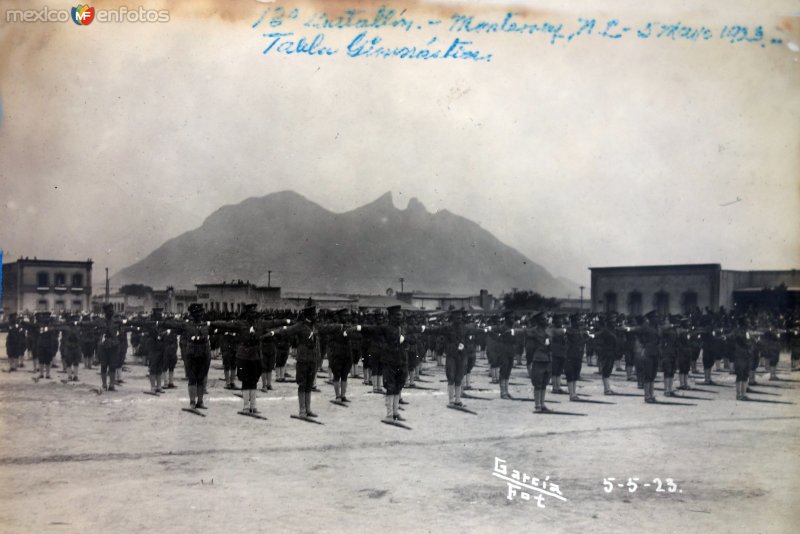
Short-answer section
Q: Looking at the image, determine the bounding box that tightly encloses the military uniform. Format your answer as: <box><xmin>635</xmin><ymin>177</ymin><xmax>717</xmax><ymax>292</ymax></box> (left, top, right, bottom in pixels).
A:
<box><xmin>525</xmin><ymin>320</ymin><xmax>552</xmax><ymax>412</ymax></box>
<box><xmin>5</xmin><ymin>320</ymin><xmax>27</xmax><ymax>371</ymax></box>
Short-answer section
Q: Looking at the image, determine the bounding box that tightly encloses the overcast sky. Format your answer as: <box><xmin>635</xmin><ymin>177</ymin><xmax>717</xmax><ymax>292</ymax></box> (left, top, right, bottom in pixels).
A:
<box><xmin>1</xmin><ymin>0</ymin><xmax>798</xmax><ymax>290</ymax></box>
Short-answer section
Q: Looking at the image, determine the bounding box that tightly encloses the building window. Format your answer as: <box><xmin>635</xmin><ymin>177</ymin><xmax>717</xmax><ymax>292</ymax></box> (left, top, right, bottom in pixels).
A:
<box><xmin>72</xmin><ymin>300</ymin><xmax>82</xmax><ymax>311</ymax></box>
<box><xmin>37</xmin><ymin>300</ymin><xmax>48</xmax><ymax>311</ymax></box>
<box><xmin>177</xmin><ymin>303</ymin><xmax>184</xmax><ymax>313</ymax></box>
<box><xmin>54</xmin><ymin>300</ymin><xmax>65</xmax><ymax>313</ymax></box>
<box><xmin>604</xmin><ymin>292</ymin><xmax>618</xmax><ymax>313</ymax></box>
<box><xmin>54</xmin><ymin>273</ymin><xmax>66</xmax><ymax>287</ymax></box>
<box><xmin>37</xmin><ymin>272</ymin><xmax>49</xmax><ymax>287</ymax></box>
<box><xmin>655</xmin><ymin>291</ymin><xmax>670</xmax><ymax>316</ymax></box>
<box><xmin>627</xmin><ymin>291</ymin><xmax>642</xmax><ymax>316</ymax></box>
<box><xmin>682</xmin><ymin>291</ymin><xmax>698</xmax><ymax>314</ymax></box>
<box><xmin>71</xmin><ymin>273</ymin><xmax>83</xmax><ymax>287</ymax></box>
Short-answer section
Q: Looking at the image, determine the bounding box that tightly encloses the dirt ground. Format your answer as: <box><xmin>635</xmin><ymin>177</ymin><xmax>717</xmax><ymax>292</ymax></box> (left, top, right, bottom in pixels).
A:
<box><xmin>1</xmin><ymin>333</ymin><xmax>798</xmax><ymax>533</ymax></box>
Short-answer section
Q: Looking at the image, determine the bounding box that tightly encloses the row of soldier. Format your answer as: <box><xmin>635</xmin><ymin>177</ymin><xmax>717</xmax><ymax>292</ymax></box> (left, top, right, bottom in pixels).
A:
<box><xmin>4</xmin><ymin>303</ymin><xmax>799</xmax><ymax>422</ymax></box>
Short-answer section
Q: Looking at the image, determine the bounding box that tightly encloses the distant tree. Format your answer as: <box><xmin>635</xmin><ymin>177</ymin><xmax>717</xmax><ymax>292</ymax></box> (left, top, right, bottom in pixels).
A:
<box><xmin>502</xmin><ymin>290</ymin><xmax>560</xmax><ymax>311</ymax></box>
<box><xmin>119</xmin><ymin>284</ymin><xmax>154</xmax><ymax>297</ymax></box>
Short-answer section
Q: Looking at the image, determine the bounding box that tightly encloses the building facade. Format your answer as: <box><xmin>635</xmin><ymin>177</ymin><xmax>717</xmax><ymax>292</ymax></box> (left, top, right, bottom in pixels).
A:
<box><xmin>2</xmin><ymin>257</ymin><xmax>93</xmax><ymax>315</ymax></box>
<box><xmin>590</xmin><ymin>264</ymin><xmax>799</xmax><ymax>315</ymax></box>
<box><xmin>196</xmin><ymin>282</ymin><xmax>281</xmax><ymax>313</ymax></box>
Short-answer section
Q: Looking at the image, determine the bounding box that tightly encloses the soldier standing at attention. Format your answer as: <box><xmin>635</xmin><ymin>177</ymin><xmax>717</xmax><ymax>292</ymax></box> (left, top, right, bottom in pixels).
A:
<box><xmin>660</xmin><ymin>322</ymin><xmax>678</xmax><ymax>397</ymax></box>
<box><xmin>595</xmin><ymin>317</ymin><xmax>618</xmax><ymax>395</ymax></box>
<box><xmin>269</xmin><ymin>306</ymin><xmax>323</xmax><ymax>419</ymax></box>
<box><xmin>162</xmin><ymin>326</ymin><xmax>179</xmax><ymax>389</ymax></box>
<box><xmin>220</xmin><ymin>328</ymin><xmax>238</xmax><ymax>390</ymax></box>
<box><xmin>60</xmin><ymin>318</ymin><xmax>83</xmax><ymax>382</ymax></box>
<box><xmin>489</xmin><ymin>311</ymin><xmax>518</xmax><ymax>399</ymax></box>
<box><xmin>96</xmin><ymin>304</ymin><xmax>121</xmax><ymax>391</ymax></box>
<box><xmin>565</xmin><ymin>314</ymin><xmax>586</xmax><ymax>401</ymax></box>
<box><xmin>145</xmin><ymin>309</ymin><xmax>167</xmax><ymax>394</ymax></box>
<box><xmin>178</xmin><ymin>303</ymin><xmax>212</xmax><ymax>410</ymax></box>
<box><xmin>640</xmin><ymin>313</ymin><xmax>662</xmax><ymax>403</ymax></box>
<box><xmin>526</xmin><ymin>313</ymin><xmax>553</xmax><ymax>413</ymax></box>
<box><xmin>325</xmin><ymin>309</ymin><xmax>354</xmax><ymax>403</ymax></box>
<box><xmin>5</xmin><ymin>315</ymin><xmax>27</xmax><ymax>372</ymax></box>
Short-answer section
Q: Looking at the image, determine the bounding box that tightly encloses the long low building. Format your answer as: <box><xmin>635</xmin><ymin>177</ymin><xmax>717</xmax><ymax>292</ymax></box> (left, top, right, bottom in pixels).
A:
<box><xmin>590</xmin><ymin>264</ymin><xmax>800</xmax><ymax>315</ymax></box>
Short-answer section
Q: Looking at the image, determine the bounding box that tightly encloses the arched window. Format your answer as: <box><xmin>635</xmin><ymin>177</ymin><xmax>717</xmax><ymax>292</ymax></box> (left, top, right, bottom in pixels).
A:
<box><xmin>604</xmin><ymin>291</ymin><xmax>618</xmax><ymax>313</ymax></box>
<box><xmin>682</xmin><ymin>291</ymin><xmax>698</xmax><ymax>314</ymax></box>
<box><xmin>654</xmin><ymin>291</ymin><xmax>670</xmax><ymax>316</ymax></box>
<box><xmin>627</xmin><ymin>291</ymin><xmax>642</xmax><ymax>316</ymax></box>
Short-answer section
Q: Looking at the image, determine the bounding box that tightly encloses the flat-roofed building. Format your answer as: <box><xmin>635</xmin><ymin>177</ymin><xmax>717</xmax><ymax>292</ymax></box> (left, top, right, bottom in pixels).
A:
<box><xmin>2</xmin><ymin>257</ymin><xmax>93</xmax><ymax>315</ymax></box>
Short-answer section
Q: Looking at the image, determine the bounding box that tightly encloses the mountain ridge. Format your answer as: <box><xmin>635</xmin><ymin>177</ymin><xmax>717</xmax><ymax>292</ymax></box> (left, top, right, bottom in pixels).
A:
<box><xmin>113</xmin><ymin>191</ymin><xmax>573</xmax><ymax>297</ymax></box>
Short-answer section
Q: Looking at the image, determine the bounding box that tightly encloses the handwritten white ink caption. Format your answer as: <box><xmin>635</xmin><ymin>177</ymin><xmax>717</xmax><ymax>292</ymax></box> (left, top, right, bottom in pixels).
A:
<box><xmin>602</xmin><ymin>477</ymin><xmax>683</xmax><ymax>494</ymax></box>
<box><xmin>492</xmin><ymin>457</ymin><xmax>567</xmax><ymax>508</ymax></box>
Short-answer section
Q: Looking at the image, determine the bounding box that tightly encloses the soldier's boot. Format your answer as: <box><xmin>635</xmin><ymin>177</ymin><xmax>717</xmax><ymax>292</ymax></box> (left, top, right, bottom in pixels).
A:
<box><xmin>334</xmin><ymin>380</ymin><xmax>341</xmax><ymax>400</ymax></box>
<box><xmin>769</xmin><ymin>365</ymin><xmax>778</xmax><ymax>380</ymax></box>
<box><xmin>602</xmin><ymin>377</ymin><xmax>613</xmax><ymax>395</ymax></box>
<box><xmin>748</xmin><ymin>374</ymin><xmax>756</xmax><ymax>386</ymax></box>
<box><xmin>568</xmin><ymin>381</ymin><xmax>579</xmax><ymax>401</ymax></box>
<box><xmin>454</xmin><ymin>384</ymin><xmax>464</xmax><ymax>407</ymax></box>
<box><xmin>341</xmin><ymin>380</ymin><xmax>349</xmax><ymax>402</ymax></box>
<box><xmin>260</xmin><ymin>373</ymin><xmax>268</xmax><ymax>392</ymax></box>
<box><xmin>223</xmin><ymin>369</ymin><xmax>230</xmax><ymax>386</ymax></box>
<box><xmin>393</xmin><ymin>394</ymin><xmax>406</xmax><ymax>421</ymax></box>
<box><xmin>447</xmin><ymin>384</ymin><xmax>455</xmax><ymax>406</ymax></box>
<box><xmin>383</xmin><ymin>395</ymin><xmax>394</xmax><ymax>422</ymax></box>
<box><xmin>168</xmin><ymin>370</ymin><xmax>175</xmax><ymax>388</ymax></box>
<box><xmin>305</xmin><ymin>391</ymin><xmax>317</xmax><ymax>418</ymax></box>
<box><xmin>626</xmin><ymin>365</ymin><xmax>634</xmax><ymax>380</ymax></box>
<box><xmin>196</xmin><ymin>386</ymin><xmax>206</xmax><ymax>409</ymax></box>
<box><xmin>505</xmin><ymin>379</ymin><xmax>515</xmax><ymax>399</ymax></box>
<box><xmin>464</xmin><ymin>373</ymin><xmax>471</xmax><ymax>390</ymax></box>
<box><xmin>298</xmin><ymin>390</ymin><xmax>307</xmax><ymax>417</ymax></box>
<box><xmin>364</xmin><ymin>368</ymin><xmax>371</xmax><ymax>385</ymax></box>
<box><xmin>616</xmin><ymin>360</ymin><xmax>624</xmax><ymax>372</ymax></box>
<box><xmin>242</xmin><ymin>390</ymin><xmax>251</xmax><ymax>412</ymax></box>
<box><xmin>101</xmin><ymin>371</ymin><xmax>108</xmax><ymax>391</ymax></box>
<box><xmin>250</xmin><ymin>390</ymin><xmax>260</xmax><ymax>414</ymax></box>
<box><xmin>533</xmin><ymin>389</ymin><xmax>542</xmax><ymax>412</ymax></box>
<box><xmin>377</xmin><ymin>374</ymin><xmax>384</xmax><ymax>393</ymax></box>
<box><xmin>149</xmin><ymin>375</ymin><xmax>157</xmax><ymax>393</ymax></box>
<box><xmin>266</xmin><ymin>371</ymin><xmax>273</xmax><ymax>390</ymax></box>
<box><xmin>188</xmin><ymin>385</ymin><xmax>197</xmax><ymax>408</ymax></box>
<box><xmin>155</xmin><ymin>373</ymin><xmax>163</xmax><ymax>392</ymax></box>
<box><xmin>540</xmin><ymin>388</ymin><xmax>550</xmax><ymax>411</ymax></box>
<box><xmin>203</xmin><ymin>376</ymin><xmax>209</xmax><ymax>395</ymax></box>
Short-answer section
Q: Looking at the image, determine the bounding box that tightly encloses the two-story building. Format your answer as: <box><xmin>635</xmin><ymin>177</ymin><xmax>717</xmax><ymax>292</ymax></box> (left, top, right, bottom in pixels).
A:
<box><xmin>2</xmin><ymin>257</ymin><xmax>93</xmax><ymax>315</ymax></box>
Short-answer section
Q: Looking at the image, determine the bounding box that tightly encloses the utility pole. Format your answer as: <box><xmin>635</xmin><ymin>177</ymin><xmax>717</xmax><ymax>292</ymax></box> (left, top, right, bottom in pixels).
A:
<box><xmin>267</xmin><ymin>270</ymin><xmax>272</xmax><ymax>288</ymax></box>
<box><xmin>399</xmin><ymin>277</ymin><xmax>405</xmax><ymax>293</ymax></box>
<box><xmin>579</xmin><ymin>285</ymin><xmax>585</xmax><ymax>311</ymax></box>
<box><xmin>105</xmin><ymin>268</ymin><xmax>110</xmax><ymax>303</ymax></box>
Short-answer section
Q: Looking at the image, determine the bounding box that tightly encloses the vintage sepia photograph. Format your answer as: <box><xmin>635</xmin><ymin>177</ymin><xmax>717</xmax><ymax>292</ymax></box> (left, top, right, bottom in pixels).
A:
<box><xmin>1</xmin><ymin>0</ymin><xmax>799</xmax><ymax>532</ymax></box>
